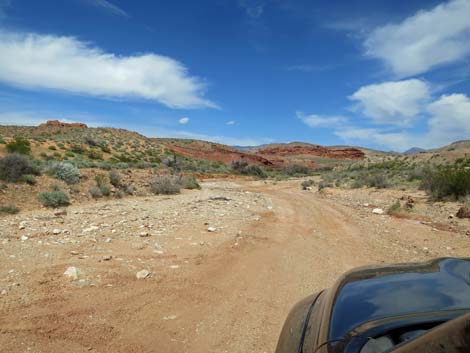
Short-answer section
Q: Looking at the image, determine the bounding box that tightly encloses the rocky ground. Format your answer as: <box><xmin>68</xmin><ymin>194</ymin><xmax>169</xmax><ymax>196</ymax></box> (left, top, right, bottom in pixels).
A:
<box><xmin>0</xmin><ymin>179</ymin><xmax>469</xmax><ymax>353</ymax></box>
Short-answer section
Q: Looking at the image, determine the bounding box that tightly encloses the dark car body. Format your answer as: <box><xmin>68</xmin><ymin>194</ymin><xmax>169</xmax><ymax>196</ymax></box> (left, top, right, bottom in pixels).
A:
<box><xmin>275</xmin><ymin>258</ymin><xmax>470</xmax><ymax>353</ymax></box>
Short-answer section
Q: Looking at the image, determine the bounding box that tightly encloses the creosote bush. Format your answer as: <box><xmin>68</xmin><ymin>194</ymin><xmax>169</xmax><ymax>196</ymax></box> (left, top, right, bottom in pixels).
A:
<box><xmin>108</xmin><ymin>170</ymin><xmax>121</xmax><ymax>187</ymax></box>
<box><xmin>45</xmin><ymin>161</ymin><xmax>80</xmax><ymax>184</ymax></box>
<box><xmin>421</xmin><ymin>167</ymin><xmax>470</xmax><ymax>200</ymax></box>
<box><xmin>38</xmin><ymin>189</ymin><xmax>70</xmax><ymax>207</ymax></box>
<box><xmin>180</xmin><ymin>175</ymin><xmax>201</xmax><ymax>190</ymax></box>
<box><xmin>150</xmin><ymin>175</ymin><xmax>181</xmax><ymax>195</ymax></box>
<box><xmin>0</xmin><ymin>154</ymin><xmax>38</xmax><ymax>182</ymax></box>
<box><xmin>6</xmin><ymin>137</ymin><xmax>31</xmax><ymax>155</ymax></box>
<box><xmin>0</xmin><ymin>204</ymin><xmax>20</xmax><ymax>215</ymax></box>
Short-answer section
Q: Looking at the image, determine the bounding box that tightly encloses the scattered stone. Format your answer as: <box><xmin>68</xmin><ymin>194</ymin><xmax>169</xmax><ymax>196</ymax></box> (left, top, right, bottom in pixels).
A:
<box><xmin>104</xmin><ymin>238</ymin><xmax>112</xmax><ymax>243</ymax></box>
<box><xmin>131</xmin><ymin>242</ymin><xmax>146</xmax><ymax>250</ymax></box>
<box><xmin>73</xmin><ymin>279</ymin><xmax>91</xmax><ymax>288</ymax></box>
<box><xmin>54</xmin><ymin>209</ymin><xmax>67</xmax><ymax>217</ymax></box>
<box><xmin>169</xmin><ymin>265</ymin><xmax>179</xmax><ymax>269</ymax></box>
<box><xmin>70</xmin><ymin>251</ymin><xmax>79</xmax><ymax>256</ymax></box>
<box><xmin>52</xmin><ymin>229</ymin><xmax>61</xmax><ymax>235</ymax></box>
<box><xmin>103</xmin><ymin>255</ymin><xmax>112</xmax><ymax>261</ymax></box>
<box><xmin>64</xmin><ymin>266</ymin><xmax>82</xmax><ymax>280</ymax></box>
<box><xmin>136</xmin><ymin>269</ymin><xmax>151</xmax><ymax>279</ymax></box>
<box><xmin>372</xmin><ymin>208</ymin><xmax>384</xmax><ymax>215</ymax></box>
<box><xmin>20</xmin><ymin>235</ymin><xmax>28</xmax><ymax>241</ymax></box>
<box><xmin>139</xmin><ymin>231</ymin><xmax>150</xmax><ymax>237</ymax></box>
<box><xmin>162</xmin><ymin>315</ymin><xmax>177</xmax><ymax>320</ymax></box>
<box><xmin>207</xmin><ymin>226</ymin><xmax>217</xmax><ymax>232</ymax></box>
<box><xmin>83</xmin><ymin>226</ymin><xmax>99</xmax><ymax>233</ymax></box>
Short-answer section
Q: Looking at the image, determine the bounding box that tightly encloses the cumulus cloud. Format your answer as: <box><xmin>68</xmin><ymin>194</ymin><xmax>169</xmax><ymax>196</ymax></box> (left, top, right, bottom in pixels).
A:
<box><xmin>226</xmin><ymin>120</ymin><xmax>236</xmax><ymax>125</ymax></box>
<box><xmin>82</xmin><ymin>0</ymin><xmax>128</xmax><ymax>17</ymax></box>
<box><xmin>178</xmin><ymin>117</ymin><xmax>190</xmax><ymax>124</ymax></box>
<box><xmin>365</xmin><ymin>0</ymin><xmax>470</xmax><ymax>77</ymax></box>
<box><xmin>0</xmin><ymin>30</ymin><xmax>216</xmax><ymax>109</ymax></box>
<box><xmin>349</xmin><ymin>79</ymin><xmax>430</xmax><ymax>126</ymax></box>
<box><xmin>297</xmin><ymin>111</ymin><xmax>347</xmax><ymax>127</ymax></box>
<box><xmin>336</xmin><ymin>93</ymin><xmax>470</xmax><ymax>151</ymax></box>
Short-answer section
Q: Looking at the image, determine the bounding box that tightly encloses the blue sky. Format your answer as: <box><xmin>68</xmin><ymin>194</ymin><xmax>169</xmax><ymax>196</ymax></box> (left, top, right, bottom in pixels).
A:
<box><xmin>0</xmin><ymin>0</ymin><xmax>469</xmax><ymax>151</ymax></box>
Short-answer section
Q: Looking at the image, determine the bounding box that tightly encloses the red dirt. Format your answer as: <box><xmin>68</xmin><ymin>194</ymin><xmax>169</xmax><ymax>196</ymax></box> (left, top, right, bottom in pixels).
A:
<box><xmin>256</xmin><ymin>145</ymin><xmax>365</xmax><ymax>160</ymax></box>
<box><xmin>162</xmin><ymin>142</ymin><xmax>280</xmax><ymax>167</ymax></box>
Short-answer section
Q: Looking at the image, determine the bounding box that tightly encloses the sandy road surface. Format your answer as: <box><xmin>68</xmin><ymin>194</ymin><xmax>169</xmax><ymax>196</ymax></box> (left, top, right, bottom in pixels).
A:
<box><xmin>1</xmin><ymin>180</ymin><xmax>468</xmax><ymax>353</ymax></box>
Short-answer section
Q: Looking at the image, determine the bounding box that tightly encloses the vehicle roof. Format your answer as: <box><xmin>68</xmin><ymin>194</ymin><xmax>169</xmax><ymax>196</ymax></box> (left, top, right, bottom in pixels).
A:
<box><xmin>329</xmin><ymin>258</ymin><xmax>470</xmax><ymax>340</ymax></box>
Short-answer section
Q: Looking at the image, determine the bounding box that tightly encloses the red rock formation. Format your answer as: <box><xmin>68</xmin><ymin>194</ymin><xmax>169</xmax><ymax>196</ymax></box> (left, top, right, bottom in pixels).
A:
<box><xmin>161</xmin><ymin>142</ymin><xmax>278</xmax><ymax>167</ymax></box>
<box><xmin>40</xmin><ymin>120</ymin><xmax>88</xmax><ymax>128</ymax></box>
<box><xmin>256</xmin><ymin>145</ymin><xmax>364</xmax><ymax>160</ymax></box>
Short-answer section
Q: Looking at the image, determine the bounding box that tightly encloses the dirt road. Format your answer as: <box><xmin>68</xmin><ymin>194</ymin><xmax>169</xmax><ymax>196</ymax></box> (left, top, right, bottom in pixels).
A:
<box><xmin>1</xmin><ymin>180</ymin><xmax>468</xmax><ymax>353</ymax></box>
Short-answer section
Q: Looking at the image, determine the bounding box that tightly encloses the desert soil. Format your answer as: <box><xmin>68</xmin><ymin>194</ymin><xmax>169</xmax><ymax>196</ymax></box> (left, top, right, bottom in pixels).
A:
<box><xmin>1</xmin><ymin>179</ymin><xmax>469</xmax><ymax>353</ymax></box>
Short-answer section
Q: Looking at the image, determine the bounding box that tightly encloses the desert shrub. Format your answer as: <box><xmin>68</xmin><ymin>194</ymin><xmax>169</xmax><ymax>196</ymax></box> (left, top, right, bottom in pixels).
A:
<box><xmin>421</xmin><ymin>167</ymin><xmax>470</xmax><ymax>200</ymax></box>
<box><xmin>364</xmin><ymin>172</ymin><xmax>390</xmax><ymax>189</ymax></box>
<box><xmin>115</xmin><ymin>190</ymin><xmax>125</xmax><ymax>198</ymax></box>
<box><xmin>122</xmin><ymin>184</ymin><xmax>135</xmax><ymax>195</ymax></box>
<box><xmin>284</xmin><ymin>164</ymin><xmax>311</xmax><ymax>176</ymax></box>
<box><xmin>94</xmin><ymin>173</ymin><xmax>108</xmax><ymax>187</ymax></box>
<box><xmin>38</xmin><ymin>189</ymin><xmax>70</xmax><ymax>207</ymax></box>
<box><xmin>86</xmin><ymin>149</ymin><xmax>103</xmax><ymax>160</ymax></box>
<box><xmin>6</xmin><ymin>137</ymin><xmax>31</xmax><ymax>155</ymax></box>
<box><xmin>0</xmin><ymin>154</ymin><xmax>38</xmax><ymax>182</ymax></box>
<box><xmin>301</xmin><ymin>179</ymin><xmax>315</xmax><ymax>190</ymax></box>
<box><xmin>46</xmin><ymin>161</ymin><xmax>80</xmax><ymax>184</ymax></box>
<box><xmin>100</xmin><ymin>185</ymin><xmax>111</xmax><ymax>196</ymax></box>
<box><xmin>108</xmin><ymin>170</ymin><xmax>121</xmax><ymax>187</ymax></box>
<box><xmin>89</xmin><ymin>186</ymin><xmax>103</xmax><ymax>198</ymax></box>
<box><xmin>318</xmin><ymin>181</ymin><xmax>331</xmax><ymax>191</ymax></box>
<box><xmin>70</xmin><ymin>144</ymin><xmax>85</xmax><ymax>154</ymax></box>
<box><xmin>387</xmin><ymin>201</ymin><xmax>402</xmax><ymax>215</ymax></box>
<box><xmin>150</xmin><ymin>175</ymin><xmax>181</xmax><ymax>195</ymax></box>
<box><xmin>48</xmin><ymin>145</ymin><xmax>57</xmax><ymax>151</ymax></box>
<box><xmin>230</xmin><ymin>159</ymin><xmax>267</xmax><ymax>178</ymax></box>
<box><xmin>85</xmin><ymin>137</ymin><xmax>97</xmax><ymax>146</ymax></box>
<box><xmin>65</xmin><ymin>151</ymin><xmax>75</xmax><ymax>158</ymax></box>
<box><xmin>0</xmin><ymin>204</ymin><xmax>20</xmax><ymax>215</ymax></box>
<box><xmin>351</xmin><ymin>179</ymin><xmax>365</xmax><ymax>189</ymax></box>
<box><xmin>180</xmin><ymin>175</ymin><xmax>201</xmax><ymax>189</ymax></box>
<box><xmin>21</xmin><ymin>174</ymin><xmax>36</xmax><ymax>185</ymax></box>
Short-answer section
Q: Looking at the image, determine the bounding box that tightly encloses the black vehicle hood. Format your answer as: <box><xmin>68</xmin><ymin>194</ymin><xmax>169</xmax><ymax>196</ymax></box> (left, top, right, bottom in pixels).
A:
<box><xmin>329</xmin><ymin>258</ymin><xmax>470</xmax><ymax>340</ymax></box>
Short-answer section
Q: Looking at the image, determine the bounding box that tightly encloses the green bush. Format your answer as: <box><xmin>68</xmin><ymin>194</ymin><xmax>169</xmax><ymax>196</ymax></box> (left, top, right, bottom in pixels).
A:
<box><xmin>0</xmin><ymin>204</ymin><xmax>20</xmax><ymax>215</ymax></box>
<box><xmin>180</xmin><ymin>175</ymin><xmax>201</xmax><ymax>189</ymax></box>
<box><xmin>21</xmin><ymin>174</ymin><xmax>36</xmax><ymax>185</ymax></box>
<box><xmin>38</xmin><ymin>190</ymin><xmax>70</xmax><ymax>207</ymax></box>
<box><xmin>6</xmin><ymin>137</ymin><xmax>31</xmax><ymax>155</ymax></box>
<box><xmin>86</xmin><ymin>149</ymin><xmax>103</xmax><ymax>160</ymax></box>
<box><xmin>46</xmin><ymin>162</ymin><xmax>80</xmax><ymax>184</ymax></box>
<box><xmin>0</xmin><ymin>154</ymin><xmax>38</xmax><ymax>182</ymax></box>
<box><xmin>99</xmin><ymin>185</ymin><xmax>111</xmax><ymax>196</ymax></box>
<box><xmin>48</xmin><ymin>145</ymin><xmax>57</xmax><ymax>151</ymax></box>
<box><xmin>230</xmin><ymin>159</ymin><xmax>267</xmax><ymax>178</ymax></box>
<box><xmin>108</xmin><ymin>170</ymin><xmax>121</xmax><ymax>187</ymax></box>
<box><xmin>150</xmin><ymin>175</ymin><xmax>181</xmax><ymax>195</ymax></box>
<box><xmin>364</xmin><ymin>172</ymin><xmax>390</xmax><ymax>189</ymax></box>
<box><xmin>284</xmin><ymin>164</ymin><xmax>311</xmax><ymax>176</ymax></box>
<box><xmin>89</xmin><ymin>186</ymin><xmax>103</xmax><ymax>198</ymax></box>
<box><xmin>421</xmin><ymin>167</ymin><xmax>470</xmax><ymax>200</ymax></box>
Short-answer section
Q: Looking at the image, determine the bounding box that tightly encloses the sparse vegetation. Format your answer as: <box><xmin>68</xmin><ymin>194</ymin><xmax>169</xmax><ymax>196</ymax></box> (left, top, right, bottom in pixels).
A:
<box><xmin>108</xmin><ymin>170</ymin><xmax>121</xmax><ymax>187</ymax></box>
<box><xmin>150</xmin><ymin>175</ymin><xmax>181</xmax><ymax>195</ymax></box>
<box><xmin>180</xmin><ymin>175</ymin><xmax>201</xmax><ymax>190</ymax></box>
<box><xmin>38</xmin><ymin>189</ymin><xmax>70</xmax><ymax>207</ymax></box>
<box><xmin>421</xmin><ymin>166</ymin><xmax>470</xmax><ymax>200</ymax></box>
<box><xmin>45</xmin><ymin>162</ymin><xmax>80</xmax><ymax>184</ymax></box>
<box><xmin>21</xmin><ymin>174</ymin><xmax>37</xmax><ymax>185</ymax></box>
<box><xmin>0</xmin><ymin>204</ymin><xmax>20</xmax><ymax>215</ymax></box>
<box><xmin>6</xmin><ymin>137</ymin><xmax>31</xmax><ymax>155</ymax></box>
<box><xmin>89</xmin><ymin>186</ymin><xmax>103</xmax><ymax>198</ymax></box>
<box><xmin>0</xmin><ymin>154</ymin><xmax>38</xmax><ymax>182</ymax></box>
<box><xmin>230</xmin><ymin>159</ymin><xmax>267</xmax><ymax>178</ymax></box>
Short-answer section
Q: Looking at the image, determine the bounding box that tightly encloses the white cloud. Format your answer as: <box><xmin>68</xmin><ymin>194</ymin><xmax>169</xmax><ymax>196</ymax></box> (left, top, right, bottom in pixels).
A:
<box><xmin>336</xmin><ymin>93</ymin><xmax>470</xmax><ymax>151</ymax></box>
<box><xmin>226</xmin><ymin>120</ymin><xmax>236</xmax><ymax>125</ymax></box>
<box><xmin>349</xmin><ymin>79</ymin><xmax>430</xmax><ymax>126</ymax></box>
<box><xmin>239</xmin><ymin>0</ymin><xmax>264</xmax><ymax>18</ymax></box>
<box><xmin>297</xmin><ymin>111</ymin><xmax>347</xmax><ymax>128</ymax></box>
<box><xmin>83</xmin><ymin>0</ymin><xmax>128</xmax><ymax>17</ymax></box>
<box><xmin>0</xmin><ymin>30</ymin><xmax>216</xmax><ymax>109</ymax></box>
<box><xmin>0</xmin><ymin>110</ymin><xmax>103</xmax><ymax>127</ymax></box>
<box><xmin>365</xmin><ymin>0</ymin><xmax>470</xmax><ymax>77</ymax></box>
<box><xmin>426</xmin><ymin>93</ymin><xmax>470</xmax><ymax>144</ymax></box>
<box><xmin>178</xmin><ymin>117</ymin><xmax>189</xmax><ymax>124</ymax></box>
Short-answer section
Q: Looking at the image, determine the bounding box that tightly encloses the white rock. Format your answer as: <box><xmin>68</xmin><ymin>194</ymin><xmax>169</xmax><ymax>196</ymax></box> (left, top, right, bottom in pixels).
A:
<box><xmin>162</xmin><ymin>315</ymin><xmax>177</xmax><ymax>320</ymax></box>
<box><xmin>52</xmin><ymin>229</ymin><xmax>61</xmax><ymax>235</ymax></box>
<box><xmin>20</xmin><ymin>235</ymin><xmax>28</xmax><ymax>241</ymax></box>
<box><xmin>207</xmin><ymin>226</ymin><xmax>217</xmax><ymax>232</ymax></box>
<box><xmin>372</xmin><ymin>208</ymin><xmax>384</xmax><ymax>215</ymax></box>
<box><xmin>136</xmin><ymin>269</ymin><xmax>151</xmax><ymax>279</ymax></box>
<box><xmin>83</xmin><ymin>226</ymin><xmax>99</xmax><ymax>233</ymax></box>
<box><xmin>64</xmin><ymin>266</ymin><xmax>82</xmax><ymax>280</ymax></box>
<box><xmin>139</xmin><ymin>231</ymin><xmax>150</xmax><ymax>237</ymax></box>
